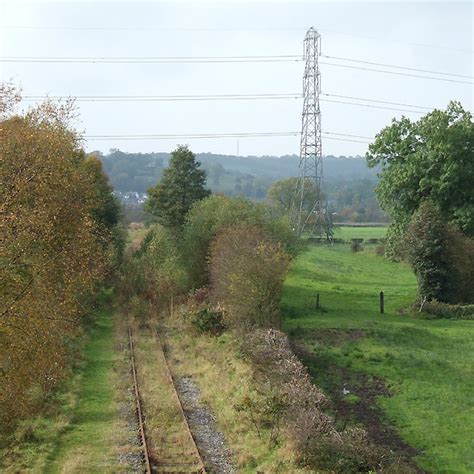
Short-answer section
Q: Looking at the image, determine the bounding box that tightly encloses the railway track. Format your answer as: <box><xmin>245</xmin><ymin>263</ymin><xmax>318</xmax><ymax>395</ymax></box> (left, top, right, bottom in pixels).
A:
<box><xmin>128</xmin><ymin>323</ymin><xmax>206</xmax><ymax>473</ymax></box>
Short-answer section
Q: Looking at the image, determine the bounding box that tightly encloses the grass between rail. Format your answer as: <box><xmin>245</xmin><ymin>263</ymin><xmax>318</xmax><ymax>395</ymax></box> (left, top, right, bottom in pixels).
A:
<box><xmin>0</xmin><ymin>300</ymin><xmax>131</xmax><ymax>473</ymax></box>
<box><xmin>281</xmin><ymin>244</ymin><xmax>474</xmax><ymax>473</ymax></box>
<box><xmin>132</xmin><ymin>322</ymin><xmax>203</xmax><ymax>470</ymax></box>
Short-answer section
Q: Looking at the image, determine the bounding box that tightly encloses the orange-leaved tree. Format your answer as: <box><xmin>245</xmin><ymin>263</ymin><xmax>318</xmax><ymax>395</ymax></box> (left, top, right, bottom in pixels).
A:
<box><xmin>0</xmin><ymin>87</ymin><xmax>114</xmax><ymax>426</ymax></box>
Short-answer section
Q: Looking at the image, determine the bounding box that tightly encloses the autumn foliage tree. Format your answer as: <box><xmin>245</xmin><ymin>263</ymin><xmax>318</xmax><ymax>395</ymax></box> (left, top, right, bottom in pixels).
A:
<box><xmin>209</xmin><ymin>225</ymin><xmax>290</xmax><ymax>330</ymax></box>
<box><xmin>0</xmin><ymin>87</ymin><xmax>117</xmax><ymax>426</ymax></box>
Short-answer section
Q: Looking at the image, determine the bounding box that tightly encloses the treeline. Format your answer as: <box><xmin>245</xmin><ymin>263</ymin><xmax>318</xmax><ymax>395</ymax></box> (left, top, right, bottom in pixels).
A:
<box><xmin>0</xmin><ymin>85</ymin><xmax>122</xmax><ymax>427</ymax></box>
<box><xmin>368</xmin><ymin>101</ymin><xmax>474</xmax><ymax>308</ymax></box>
<box><xmin>122</xmin><ymin>146</ymin><xmax>409</xmax><ymax>471</ymax></box>
<box><xmin>97</xmin><ymin>149</ymin><xmax>386</xmax><ymax>222</ymax></box>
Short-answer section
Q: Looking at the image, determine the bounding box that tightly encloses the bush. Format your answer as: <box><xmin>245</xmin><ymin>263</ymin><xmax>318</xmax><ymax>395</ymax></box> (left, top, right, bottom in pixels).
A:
<box><xmin>406</xmin><ymin>201</ymin><xmax>474</xmax><ymax>303</ymax></box>
<box><xmin>351</xmin><ymin>239</ymin><xmax>363</xmax><ymax>252</ymax></box>
<box><xmin>191</xmin><ymin>306</ymin><xmax>225</xmax><ymax>335</ymax></box>
<box><xmin>121</xmin><ymin>226</ymin><xmax>187</xmax><ymax>313</ymax></box>
<box><xmin>421</xmin><ymin>300</ymin><xmax>474</xmax><ymax>320</ymax></box>
<box><xmin>209</xmin><ymin>225</ymin><xmax>290</xmax><ymax>330</ymax></box>
<box><xmin>181</xmin><ymin>195</ymin><xmax>299</xmax><ymax>288</ymax></box>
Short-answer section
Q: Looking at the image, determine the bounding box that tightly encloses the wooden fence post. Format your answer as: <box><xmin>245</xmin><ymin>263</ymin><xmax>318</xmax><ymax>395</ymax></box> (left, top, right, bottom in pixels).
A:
<box><xmin>316</xmin><ymin>293</ymin><xmax>320</xmax><ymax>310</ymax></box>
<box><xmin>380</xmin><ymin>291</ymin><xmax>384</xmax><ymax>314</ymax></box>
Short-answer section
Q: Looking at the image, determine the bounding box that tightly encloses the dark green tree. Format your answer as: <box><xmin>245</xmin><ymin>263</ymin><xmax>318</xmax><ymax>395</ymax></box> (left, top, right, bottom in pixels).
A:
<box><xmin>406</xmin><ymin>201</ymin><xmax>455</xmax><ymax>302</ymax></box>
<box><xmin>145</xmin><ymin>145</ymin><xmax>210</xmax><ymax>228</ymax></box>
<box><xmin>366</xmin><ymin>101</ymin><xmax>474</xmax><ymax>250</ymax></box>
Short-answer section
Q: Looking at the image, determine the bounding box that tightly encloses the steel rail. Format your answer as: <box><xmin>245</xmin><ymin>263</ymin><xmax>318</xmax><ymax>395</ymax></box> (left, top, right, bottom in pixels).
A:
<box><xmin>153</xmin><ymin>326</ymin><xmax>207</xmax><ymax>474</ymax></box>
<box><xmin>128</xmin><ymin>325</ymin><xmax>152</xmax><ymax>474</ymax></box>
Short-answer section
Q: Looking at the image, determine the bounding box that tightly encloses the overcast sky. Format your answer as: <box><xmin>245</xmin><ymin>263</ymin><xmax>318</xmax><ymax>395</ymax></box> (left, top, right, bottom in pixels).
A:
<box><xmin>1</xmin><ymin>0</ymin><xmax>472</xmax><ymax>157</ymax></box>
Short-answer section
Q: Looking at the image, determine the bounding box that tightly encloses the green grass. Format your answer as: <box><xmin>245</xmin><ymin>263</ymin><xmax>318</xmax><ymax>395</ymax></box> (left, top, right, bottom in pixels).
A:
<box><xmin>44</xmin><ymin>307</ymin><xmax>120</xmax><ymax>472</ymax></box>
<box><xmin>282</xmin><ymin>245</ymin><xmax>474</xmax><ymax>473</ymax></box>
<box><xmin>0</xmin><ymin>306</ymin><xmax>122</xmax><ymax>473</ymax></box>
<box><xmin>333</xmin><ymin>225</ymin><xmax>388</xmax><ymax>240</ymax></box>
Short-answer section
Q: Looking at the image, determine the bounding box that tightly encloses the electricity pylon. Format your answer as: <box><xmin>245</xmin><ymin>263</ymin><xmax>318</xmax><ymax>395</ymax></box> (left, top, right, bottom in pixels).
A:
<box><xmin>291</xmin><ymin>27</ymin><xmax>332</xmax><ymax>239</ymax></box>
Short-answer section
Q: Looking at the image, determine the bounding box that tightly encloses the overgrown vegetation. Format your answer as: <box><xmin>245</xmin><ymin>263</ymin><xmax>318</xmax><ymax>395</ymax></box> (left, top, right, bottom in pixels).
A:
<box><xmin>406</xmin><ymin>201</ymin><xmax>474</xmax><ymax>303</ymax></box>
<box><xmin>367</xmin><ymin>102</ymin><xmax>474</xmax><ymax>307</ymax></box>
<box><xmin>0</xmin><ymin>300</ymin><xmax>133</xmax><ymax>473</ymax></box>
<box><xmin>0</xmin><ymin>85</ymin><xmax>122</xmax><ymax>429</ymax></box>
<box><xmin>210</xmin><ymin>225</ymin><xmax>290</xmax><ymax>330</ymax></box>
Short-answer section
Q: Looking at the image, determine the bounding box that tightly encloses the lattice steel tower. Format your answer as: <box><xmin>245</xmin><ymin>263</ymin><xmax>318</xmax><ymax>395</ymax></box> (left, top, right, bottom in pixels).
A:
<box><xmin>292</xmin><ymin>27</ymin><xmax>330</xmax><ymax>238</ymax></box>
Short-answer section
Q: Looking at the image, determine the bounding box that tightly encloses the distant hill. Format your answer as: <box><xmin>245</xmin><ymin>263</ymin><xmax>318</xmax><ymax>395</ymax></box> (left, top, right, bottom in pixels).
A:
<box><xmin>95</xmin><ymin>149</ymin><xmax>386</xmax><ymax>222</ymax></box>
<box><xmin>96</xmin><ymin>150</ymin><xmax>377</xmax><ymax>194</ymax></box>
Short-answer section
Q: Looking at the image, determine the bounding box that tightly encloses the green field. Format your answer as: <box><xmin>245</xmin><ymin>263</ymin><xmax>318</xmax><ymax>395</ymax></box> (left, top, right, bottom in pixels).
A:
<box><xmin>333</xmin><ymin>225</ymin><xmax>388</xmax><ymax>240</ymax></box>
<box><xmin>282</xmin><ymin>245</ymin><xmax>474</xmax><ymax>473</ymax></box>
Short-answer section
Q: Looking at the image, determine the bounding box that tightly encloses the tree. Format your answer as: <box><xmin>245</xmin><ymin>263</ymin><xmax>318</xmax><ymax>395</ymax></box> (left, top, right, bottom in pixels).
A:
<box><xmin>266</xmin><ymin>177</ymin><xmax>318</xmax><ymax>215</ymax></box>
<box><xmin>209</xmin><ymin>225</ymin><xmax>290</xmax><ymax>330</ymax></box>
<box><xmin>1</xmin><ymin>89</ymin><xmax>110</xmax><ymax>425</ymax></box>
<box><xmin>181</xmin><ymin>195</ymin><xmax>299</xmax><ymax>288</ymax></box>
<box><xmin>366</xmin><ymin>102</ymin><xmax>474</xmax><ymax>247</ymax></box>
<box><xmin>407</xmin><ymin>201</ymin><xmax>474</xmax><ymax>304</ymax></box>
<box><xmin>79</xmin><ymin>154</ymin><xmax>121</xmax><ymax>231</ymax></box>
<box><xmin>145</xmin><ymin>145</ymin><xmax>210</xmax><ymax>228</ymax></box>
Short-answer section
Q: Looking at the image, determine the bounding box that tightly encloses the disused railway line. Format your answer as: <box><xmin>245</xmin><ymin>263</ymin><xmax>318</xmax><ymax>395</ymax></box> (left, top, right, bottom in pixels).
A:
<box><xmin>128</xmin><ymin>325</ymin><xmax>153</xmax><ymax>473</ymax></box>
<box><xmin>128</xmin><ymin>323</ymin><xmax>206</xmax><ymax>473</ymax></box>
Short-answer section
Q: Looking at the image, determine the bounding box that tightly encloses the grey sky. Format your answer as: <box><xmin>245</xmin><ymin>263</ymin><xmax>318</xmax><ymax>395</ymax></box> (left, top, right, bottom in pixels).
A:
<box><xmin>1</xmin><ymin>0</ymin><xmax>472</xmax><ymax>157</ymax></box>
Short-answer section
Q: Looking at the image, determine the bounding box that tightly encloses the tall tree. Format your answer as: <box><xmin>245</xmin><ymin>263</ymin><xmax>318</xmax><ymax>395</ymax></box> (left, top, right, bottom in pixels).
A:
<box><xmin>266</xmin><ymin>177</ymin><xmax>319</xmax><ymax>215</ymax></box>
<box><xmin>366</xmin><ymin>102</ymin><xmax>474</xmax><ymax>245</ymax></box>
<box><xmin>145</xmin><ymin>145</ymin><xmax>210</xmax><ymax>228</ymax></box>
<box><xmin>1</xmin><ymin>90</ymin><xmax>111</xmax><ymax>425</ymax></box>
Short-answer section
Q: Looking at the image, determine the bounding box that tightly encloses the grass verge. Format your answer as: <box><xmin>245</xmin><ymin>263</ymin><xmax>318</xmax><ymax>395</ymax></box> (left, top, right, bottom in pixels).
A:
<box><xmin>0</xmin><ymin>303</ymin><xmax>131</xmax><ymax>473</ymax></box>
<box><xmin>282</xmin><ymin>244</ymin><xmax>474</xmax><ymax>473</ymax></box>
<box><xmin>164</xmin><ymin>317</ymin><xmax>305</xmax><ymax>473</ymax></box>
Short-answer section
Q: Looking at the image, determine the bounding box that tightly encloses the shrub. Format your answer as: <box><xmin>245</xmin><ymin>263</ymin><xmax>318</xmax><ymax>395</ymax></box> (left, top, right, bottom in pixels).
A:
<box><xmin>351</xmin><ymin>239</ymin><xmax>363</xmax><ymax>252</ymax></box>
<box><xmin>122</xmin><ymin>226</ymin><xmax>187</xmax><ymax>313</ymax></box>
<box><xmin>191</xmin><ymin>306</ymin><xmax>225</xmax><ymax>335</ymax></box>
<box><xmin>181</xmin><ymin>195</ymin><xmax>299</xmax><ymax>288</ymax></box>
<box><xmin>209</xmin><ymin>225</ymin><xmax>290</xmax><ymax>330</ymax></box>
<box><xmin>242</xmin><ymin>329</ymin><xmax>413</xmax><ymax>472</ymax></box>
<box><xmin>421</xmin><ymin>300</ymin><xmax>474</xmax><ymax>320</ymax></box>
<box><xmin>406</xmin><ymin>201</ymin><xmax>474</xmax><ymax>303</ymax></box>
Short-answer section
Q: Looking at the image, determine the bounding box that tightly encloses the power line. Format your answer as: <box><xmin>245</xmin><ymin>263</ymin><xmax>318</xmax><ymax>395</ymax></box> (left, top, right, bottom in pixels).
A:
<box><xmin>5</xmin><ymin>54</ymin><xmax>471</xmax><ymax>85</ymax></box>
<box><xmin>322</xmin><ymin>54</ymin><xmax>474</xmax><ymax>80</ymax></box>
<box><xmin>22</xmin><ymin>93</ymin><xmax>302</xmax><ymax>102</ymax></box>
<box><xmin>320</xmin><ymin>61</ymin><xmax>474</xmax><ymax>85</ymax></box>
<box><xmin>321</xmin><ymin>98</ymin><xmax>427</xmax><ymax>114</ymax></box>
<box><xmin>85</xmin><ymin>132</ymin><xmax>300</xmax><ymax>139</ymax></box>
<box><xmin>2</xmin><ymin>24</ymin><xmax>472</xmax><ymax>55</ymax></box>
<box><xmin>321</xmin><ymin>93</ymin><xmax>433</xmax><ymax>110</ymax></box>
<box><xmin>83</xmin><ymin>130</ymin><xmax>373</xmax><ymax>144</ymax></box>
<box><xmin>21</xmin><ymin>92</ymin><xmax>436</xmax><ymax>114</ymax></box>
<box><xmin>0</xmin><ymin>55</ymin><xmax>302</xmax><ymax>63</ymax></box>
<box><xmin>0</xmin><ymin>25</ymin><xmax>306</xmax><ymax>32</ymax></box>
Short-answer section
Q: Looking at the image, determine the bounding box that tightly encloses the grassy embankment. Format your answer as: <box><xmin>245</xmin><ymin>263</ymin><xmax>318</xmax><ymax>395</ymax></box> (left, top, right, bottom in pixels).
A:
<box><xmin>164</xmin><ymin>317</ymin><xmax>304</xmax><ymax>473</ymax></box>
<box><xmin>281</xmin><ymin>234</ymin><xmax>474</xmax><ymax>473</ymax></box>
<box><xmin>0</xmin><ymin>301</ymin><xmax>132</xmax><ymax>473</ymax></box>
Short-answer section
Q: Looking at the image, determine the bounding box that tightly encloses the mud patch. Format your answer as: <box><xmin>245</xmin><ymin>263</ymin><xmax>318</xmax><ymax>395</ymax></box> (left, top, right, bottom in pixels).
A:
<box><xmin>292</xmin><ymin>341</ymin><xmax>423</xmax><ymax>472</ymax></box>
<box><xmin>175</xmin><ymin>376</ymin><xmax>235</xmax><ymax>473</ymax></box>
